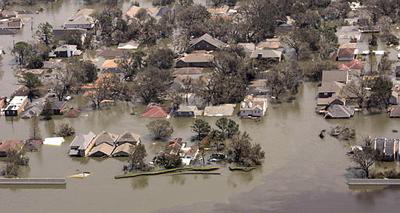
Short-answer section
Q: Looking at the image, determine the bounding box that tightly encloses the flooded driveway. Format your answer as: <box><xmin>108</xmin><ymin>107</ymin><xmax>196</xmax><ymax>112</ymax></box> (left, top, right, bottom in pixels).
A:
<box><xmin>1</xmin><ymin>1</ymin><xmax>400</xmax><ymax>213</ymax></box>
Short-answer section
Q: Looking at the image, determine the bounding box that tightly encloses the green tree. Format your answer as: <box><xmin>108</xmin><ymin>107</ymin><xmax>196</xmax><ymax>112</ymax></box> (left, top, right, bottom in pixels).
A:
<box><xmin>125</xmin><ymin>144</ymin><xmax>148</xmax><ymax>172</ymax></box>
<box><xmin>1</xmin><ymin>148</ymin><xmax>29</xmax><ymax>178</ymax></box>
<box><xmin>146</xmin><ymin>48</ymin><xmax>175</xmax><ymax>70</ymax></box>
<box><xmin>215</xmin><ymin>118</ymin><xmax>239</xmax><ymax>139</ymax></box>
<box><xmin>147</xmin><ymin>120</ymin><xmax>174</xmax><ymax>140</ymax></box>
<box><xmin>153</xmin><ymin>153</ymin><xmax>182</xmax><ymax>169</ymax></box>
<box><xmin>191</xmin><ymin>119</ymin><xmax>211</xmax><ymax>141</ymax></box>
<box><xmin>227</xmin><ymin>132</ymin><xmax>265</xmax><ymax>167</ymax></box>
<box><xmin>20</xmin><ymin>72</ymin><xmax>41</xmax><ymax>90</ymax></box>
<box><xmin>266</xmin><ymin>61</ymin><xmax>302</xmax><ymax>99</ymax></box>
<box><xmin>118</xmin><ymin>51</ymin><xmax>145</xmax><ymax>80</ymax></box>
<box><xmin>364</xmin><ymin>75</ymin><xmax>393</xmax><ymax>111</ymax></box>
<box><xmin>176</xmin><ymin>4</ymin><xmax>210</xmax><ymax>37</ymax></box>
<box><xmin>35</xmin><ymin>22</ymin><xmax>54</xmax><ymax>46</ymax></box>
<box><xmin>12</xmin><ymin>42</ymin><xmax>33</xmax><ymax>65</ymax></box>
<box><xmin>348</xmin><ymin>145</ymin><xmax>378</xmax><ymax>178</ymax></box>
<box><xmin>56</xmin><ymin>123</ymin><xmax>75</xmax><ymax>137</ymax></box>
<box><xmin>132</xmin><ymin>66</ymin><xmax>172</xmax><ymax>104</ymax></box>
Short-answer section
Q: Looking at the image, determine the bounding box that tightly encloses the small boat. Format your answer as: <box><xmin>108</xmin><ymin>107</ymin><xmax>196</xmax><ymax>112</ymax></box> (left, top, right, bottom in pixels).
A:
<box><xmin>69</xmin><ymin>172</ymin><xmax>91</xmax><ymax>179</ymax></box>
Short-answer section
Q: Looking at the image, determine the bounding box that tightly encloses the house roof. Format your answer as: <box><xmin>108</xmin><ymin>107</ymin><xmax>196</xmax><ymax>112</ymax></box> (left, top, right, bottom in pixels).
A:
<box><xmin>338</xmin><ymin>59</ymin><xmax>364</xmax><ymax>71</ymax></box>
<box><xmin>0</xmin><ymin>140</ymin><xmax>23</xmax><ymax>152</ymax></box>
<box><xmin>89</xmin><ymin>143</ymin><xmax>114</xmax><ymax>157</ymax></box>
<box><xmin>250</xmin><ymin>49</ymin><xmax>282</xmax><ymax>59</ymax></box>
<box><xmin>390</xmin><ymin>106</ymin><xmax>400</xmax><ymax>118</ymax></box>
<box><xmin>240</xmin><ymin>95</ymin><xmax>267</xmax><ymax>111</ymax></box>
<box><xmin>112</xmin><ymin>143</ymin><xmax>134</xmax><ymax>156</ymax></box>
<box><xmin>115</xmin><ymin>132</ymin><xmax>141</xmax><ymax>144</ymax></box>
<box><xmin>54</xmin><ymin>45</ymin><xmax>77</xmax><ymax>52</ymax></box>
<box><xmin>177</xmin><ymin>105</ymin><xmax>198</xmax><ymax>112</ymax></box>
<box><xmin>101</xmin><ymin>59</ymin><xmax>119</xmax><ymax>69</ymax></box>
<box><xmin>178</xmin><ymin>52</ymin><xmax>214</xmax><ymax>63</ymax></box>
<box><xmin>204</xmin><ymin>104</ymin><xmax>236</xmax><ymax>117</ymax></box>
<box><xmin>322</xmin><ymin>70</ymin><xmax>348</xmax><ymax>83</ymax></box>
<box><xmin>256</xmin><ymin>38</ymin><xmax>283</xmax><ymax>49</ymax></box>
<box><xmin>207</xmin><ymin>6</ymin><xmax>229</xmax><ymax>15</ymax></box>
<box><xmin>92</xmin><ymin>131</ymin><xmax>117</xmax><ymax>146</ymax></box>
<box><xmin>318</xmin><ymin>81</ymin><xmax>345</xmax><ymax>93</ymax></box>
<box><xmin>238</xmin><ymin>43</ymin><xmax>256</xmax><ymax>53</ymax></box>
<box><xmin>70</xmin><ymin>131</ymin><xmax>96</xmax><ymax>149</ymax></box>
<box><xmin>337</xmin><ymin>47</ymin><xmax>356</xmax><ymax>59</ymax></box>
<box><xmin>117</xmin><ymin>40</ymin><xmax>139</xmax><ymax>50</ymax></box>
<box><xmin>325</xmin><ymin>104</ymin><xmax>354</xmax><ymax>118</ymax></box>
<box><xmin>189</xmin><ymin>33</ymin><xmax>227</xmax><ymax>50</ymax></box>
<box><xmin>51</xmin><ymin>100</ymin><xmax>67</xmax><ymax>110</ymax></box>
<box><xmin>142</xmin><ymin>104</ymin><xmax>169</xmax><ymax>118</ymax></box>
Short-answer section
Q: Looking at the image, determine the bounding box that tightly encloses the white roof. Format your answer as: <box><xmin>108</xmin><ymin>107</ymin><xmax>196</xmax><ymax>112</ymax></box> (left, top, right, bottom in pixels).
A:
<box><xmin>44</xmin><ymin>137</ymin><xmax>65</xmax><ymax>146</ymax></box>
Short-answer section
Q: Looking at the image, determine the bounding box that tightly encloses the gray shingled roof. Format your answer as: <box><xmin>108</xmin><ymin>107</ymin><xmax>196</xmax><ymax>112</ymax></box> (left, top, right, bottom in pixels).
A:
<box><xmin>325</xmin><ymin>104</ymin><xmax>354</xmax><ymax>119</ymax></box>
<box><xmin>189</xmin><ymin>33</ymin><xmax>227</xmax><ymax>49</ymax></box>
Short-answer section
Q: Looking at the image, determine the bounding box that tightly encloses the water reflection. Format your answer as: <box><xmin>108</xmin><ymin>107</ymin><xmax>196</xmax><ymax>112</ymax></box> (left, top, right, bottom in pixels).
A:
<box><xmin>131</xmin><ymin>176</ymin><xmax>149</xmax><ymax>190</ymax></box>
<box><xmin>170</xmin><ymin>174</ymin><xmax>186</xmax><ymax>186</ymax></box>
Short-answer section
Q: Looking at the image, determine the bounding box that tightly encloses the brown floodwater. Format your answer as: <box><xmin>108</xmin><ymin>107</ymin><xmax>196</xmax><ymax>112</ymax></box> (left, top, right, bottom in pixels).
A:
<box><xmin>1</xmin><ymin>1</ymin><xmax>400</xmax><ymax>213</ymax></box>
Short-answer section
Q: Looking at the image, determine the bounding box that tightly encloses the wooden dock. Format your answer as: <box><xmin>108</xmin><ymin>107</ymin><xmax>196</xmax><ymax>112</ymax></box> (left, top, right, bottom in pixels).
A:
<box><xmin>0</xmin><ymin>178</ymin><xmax>66</xmax><ymax>185</ymax></box>
<box><xmin>347</xmin><ymin>178</ymin><xmax>400</xmax><ymax>186</ymax></box>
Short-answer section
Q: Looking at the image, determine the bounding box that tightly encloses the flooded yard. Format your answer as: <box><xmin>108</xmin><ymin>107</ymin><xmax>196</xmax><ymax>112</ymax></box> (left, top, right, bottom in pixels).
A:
<box><xmin>1</xmin><ymin>1</ymin><xmax>400</xmax><ymax>213</ymax></box>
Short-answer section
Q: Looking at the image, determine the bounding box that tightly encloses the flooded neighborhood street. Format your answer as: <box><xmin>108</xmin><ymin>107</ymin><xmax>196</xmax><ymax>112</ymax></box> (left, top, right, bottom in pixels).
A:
<box><xmin>1</xmin><ymin>1</ymin><xmax>400</xmax><ymax>213</ymax></box>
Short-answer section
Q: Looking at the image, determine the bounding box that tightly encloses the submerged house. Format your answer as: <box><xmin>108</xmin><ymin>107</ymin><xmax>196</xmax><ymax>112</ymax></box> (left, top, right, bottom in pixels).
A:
<box><xmin>4</xmin><ymin>96</ymin><xmax>29</xmax><ymax>116</ymax></box>
<box><xmin>204</xmin><ymin>104</ymin><xmax>236</xmax><ymax>117</ymax></box>
<box><xmin>142</xmin><ymin>104</ymin><xmax>169</xmax><ymax>118</ymax></box>
<box><xmin>69</xmin><ymin>132</ymin><xmax>96</xmax><ymax>157</ymax></box>
<box><xmin>174</xmin><ymin>105</ymin><xmax>201</xmax><ymax>117</ymax></box>
<box><xmin>239</xmin><ymin>95</ymin><xmax>268</xmax><ymax>117</ymax></box>
<box><xmin>373</xmin><ymin>138</ymin><xmax>400</xmax><ymax>161</ymax></box>
<box><xmin>188</xmin><ymin>33</ymin><xmax>227</xmax><ymax>52</ymax></box>
<box><xmin>92</xmin><ymin>131</ymin><xmax>117</xmax><ymax>147</ymax></box>
<box><xmin>324</xmin><ymin>104</ymin><xmax>354</xmax><ymax>119</ymax></box>
<box><xmin>317</xmin><ymin>70</ymin><xmax>349</xmax><ymax>107</ymax></box>
<box><xmin>88</xmin><ymin>143</ymin><xmax>115</xmax><ymax>157</ymax></box>
<box><xmin>0</xmin><ymin>140</ymin><xmax>23</xmax><ymax>157</ymax></box>
<box><xmin>114</xmin><ymin>132</ymin><xmax>141</xmax><ymax>146</ymax></box>
<box><xmin>64</xmin><ymin>9</ymin><xmax>95</xmax><ymax>29</ymax></box>
<box><xmin>112</xmin><ymin>143</ymin><xmax>134</xmax><ymax>157</ymax></box>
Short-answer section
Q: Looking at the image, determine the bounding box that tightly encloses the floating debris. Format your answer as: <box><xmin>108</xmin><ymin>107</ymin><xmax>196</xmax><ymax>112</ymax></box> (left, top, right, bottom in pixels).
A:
<box><xmin>329</xmin><ymin>126</ymin><xmax>356</xmax><ymax>140</ymax></box>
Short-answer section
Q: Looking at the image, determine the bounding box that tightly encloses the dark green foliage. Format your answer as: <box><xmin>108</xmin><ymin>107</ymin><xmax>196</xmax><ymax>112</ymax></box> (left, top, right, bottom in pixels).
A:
<box><xmin>56</xmin><ymin>123</ymin><xmax>75</xmax><ymax>137</ymax></box>
<box><xmin>146</xmin><ymin>48</ymin><xmax>175</xmax><ymax>70</ymax></box>
<box><xmin>124</xmin><ymin>144</ymin><xmax>149</xmax><ymax>172</ymax></box>
<box><xmin>147</xmin><ymin>120</ymin><xmax>174</xmax><ymax>140</ymax></box>
<box><xmin>226</xmin><ymin>132</ymin><xmax>265</xmax><ymax>167</ymax></box>
<box><xmin>215</xmin><ymin>118</ymin><xmax>239</xmax><ymax>139</ymax></box>
<box><xmin>1</xmin><ymin>149</ymin><xmax>29</xmax><ymax>178</ymax></box>
<box><xmin>132</xmin><ymin>66</ymin><xmax>172</xmax><ymax>104</ymax></box>
<box><xmin>153</xmin><ymin>153</ymin><xmax>182</xmax><ymax>169</ymax></box>
<box><xmin>191</xmin><ymin>119</ymin><xmax>211</xmax><ymax>141</ymax></box>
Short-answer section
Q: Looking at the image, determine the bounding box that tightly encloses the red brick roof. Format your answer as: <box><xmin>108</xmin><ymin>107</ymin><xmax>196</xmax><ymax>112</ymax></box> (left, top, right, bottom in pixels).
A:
<box><xmin>142</xmin><ymin>104</ymin><xmax>169</xmax><ymax>118</ymax></box>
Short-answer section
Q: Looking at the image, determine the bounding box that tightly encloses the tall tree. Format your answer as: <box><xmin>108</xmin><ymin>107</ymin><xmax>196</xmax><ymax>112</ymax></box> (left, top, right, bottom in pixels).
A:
<box><xmin>215</xmin><ymin>118</ymin><xmax>239</xmax><ymax>139</ymax></box>
<box><xmin>227</xmin><ymin>132</ymin><xmax>265</xmax><ymax>167</ymax></box>
<box><xmin>35</xmin><ymin>22</ymin><xmax>54</xmax><ymax>46</ymax></box>
<box><xmin>191</xmin><ymin>119</ymin><xmax>211</xmax><ymax>141</ymax></box>
<box><xmin>147</xmin><ymin>120</ymin><xmax>174</xmax><ymax>140</ymax></box>
<box><xmin>126</xmin><ymin>144</ymin><xmax>148</xmax><ymax>172</ymax></box>
<box><xmin>132</xmin><ymin>66</ymin><xmax>172</xmax><ymax>104</ymax></box>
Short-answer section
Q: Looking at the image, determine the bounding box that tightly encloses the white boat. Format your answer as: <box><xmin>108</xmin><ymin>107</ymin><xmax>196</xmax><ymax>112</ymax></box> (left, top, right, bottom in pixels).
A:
<box><xmin>69</xmin><ymin>172</ymin><xmax>91</xmax><ymax>178</ymax></box>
